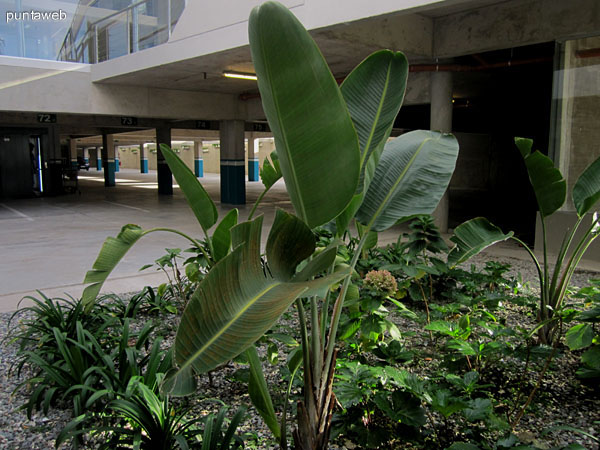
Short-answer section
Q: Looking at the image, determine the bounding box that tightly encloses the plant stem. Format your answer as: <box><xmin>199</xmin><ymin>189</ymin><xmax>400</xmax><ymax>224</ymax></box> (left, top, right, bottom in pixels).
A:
<box><xmin>510</xmin><ymin>237</ymin><xmax>544</xmax><ymax>297</ymax></box>
<box><xmin>310</xmin><ymin>296</ymin><xmax>322</xmax><ymax>389</ymax></box>
<box><xmin>249</xmin><ymin>187</ymin><xmax>270</xmax><ymax>220</ymax></box>
<box><xmin>320</xmin><ymin>231</ymin><xmax>369</xmax><ymax>404</ymax></box>
<box><xmin>555</xmin><ymin>219</ymin><xmax>599</xmax><ymax>311</ymax></box>
<box><xmin>510</xmin><ymin>321</ymin><xmax>561</xmax><ymax>429</ymax></box>
<box><xmin>295</xmin><ymin>299</ymin><xmax>316</xmax><ymax>419</ymax></box>
<box><xmin>416</xmin><ymin>280</ymin><xmax>433</xmax><ymax>342</ymax></box>
<box><xmin>540</xmin><ymin>216</ymin><xmax>550</xmax><ymax>321</ymax></box>
<box><xmin>548</xmin><ymin>216</ymin><xmax>583</xmax><ymax>301</ymax></box>
<box><xmin>146</xmin><ymin>228</ymin><xmax>213</xmax><ymax>267</ymax></box>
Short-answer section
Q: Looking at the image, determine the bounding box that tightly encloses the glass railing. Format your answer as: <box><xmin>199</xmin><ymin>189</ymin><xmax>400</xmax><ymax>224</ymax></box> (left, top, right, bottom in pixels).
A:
<box><xmin>58</xmin><ymin>0</ymin><xmax>185</xmax><ymax>63</ymax></box>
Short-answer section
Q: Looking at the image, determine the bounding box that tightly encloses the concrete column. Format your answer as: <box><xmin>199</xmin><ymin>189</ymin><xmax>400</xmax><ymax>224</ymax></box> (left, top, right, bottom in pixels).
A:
<box><xmin>69</xmin><ymin>139</ymin><xmax>78</xmax><ymax>169</ymax></box>
<box><xmin>156</xmin><ymin>127</ymin><xmax>173</xmax><ymax>195</ymax></box>
<box><xmin>101</xmin><ymin>134</ymin><xmax>116</xmax><ymax>187</ymax></box>
<box><xmin>247</xmin><ymin>133</ymin><xmax>259</xmax><ymax>182</ymax></box>
<box><xmin>140</xmin><ymin>143</ymin><xmax>148</xmax><ymax>173</ymax></box>
<box><xmin>83</xmin><ymin>147</ymin><xmax>90</xmax><ymax>166</ymax></box>
<box><xmin>430</xmin><ymin>71</ymin><xmax>453</xmax><ymax>233</ymax></box>
<box><xmin>220</xmin><ymin>120</ymin><xmax>246</xmax><ymax>204</ymax></box>
<box><xmin>194</xmin><ymin>139</ymin><xmax>204</xmax><ymax>177</ymax></box>
<box><xmin>115</xmin><ymin>146</ymin><xmax>120</xmax><ymax>172</ymax></box>
<box><xmin>96</xmin><ymin>147</ymin><xmax>103</xmax><ymax>170</ymax></box>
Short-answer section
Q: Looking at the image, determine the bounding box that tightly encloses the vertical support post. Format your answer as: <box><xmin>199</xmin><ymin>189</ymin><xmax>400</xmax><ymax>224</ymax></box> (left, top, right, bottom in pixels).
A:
<box><xmin>156</xmin><ymin>127</ymin><xmax>173</xmax><ymax>195</ymax></box>
<box><xmin>94</xmin><ymin>25</ymin><xmax>99</xmax><ymax>63</ymax></box>
<box><xmin>430</xmin><ymin>71</ymin><xmax>453</xmax><ymax>233</ymax></box>
<box><xmin>220</xmin><ymin>120</ymin><xmax>246</xmax><ymax>204</ymax></box>
<box><xmin>102</xmin><ymin>134</ymin><xmax>116</xmax><ymax>187</ymax></box>
<box><xmin>247</xmin><ymin>133</ymin><xmax>259</xmax><ymax>182</ymax></box>
<box><xmin>83</xmin><ymin>148</ymin><xmax>90</xmax><ymax>166</ymax></box>
<box><xmin>168</xmin><ymin>0</ymin><xmax>172</xmax><ymax>37</ymax></box>
<box><xmin>140</xmin><ymin>143</ymin><xmax>148</xmax><ymax>173</ymax></box>
<box><xmin>16</xmin><ymin>0</ymin><xmax>25</xmax><ymax>57</ymax></box>
<box><xmin>194</xmin><ymin>140</ymin><xmax>204</xmax><ymax>177</ymax></box>
<box><xmin>97</xmin><ymin>147</ymin><xmax>103</xmax><ymax>170</ymax></box>
<box><xmin>132</xmin><ymin>5</ymin><xmax>139</xmax><ymax>53</ymax></box>
<box><xmin>69</xmin><ymin>139</ymin><xmax>78</xmax><ymax>169</ymax></box>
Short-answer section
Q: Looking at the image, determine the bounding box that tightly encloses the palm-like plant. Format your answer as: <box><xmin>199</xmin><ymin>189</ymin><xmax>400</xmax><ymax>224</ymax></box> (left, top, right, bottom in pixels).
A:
<box><xmin>80</xmin><ymin>2</ymin><xmax>462</xmax><ymax>448</ymax></box>
<box><xmin>57</xmin><ymin>376</ymin><xmax>246</xmax><ymax>449</ymax></box>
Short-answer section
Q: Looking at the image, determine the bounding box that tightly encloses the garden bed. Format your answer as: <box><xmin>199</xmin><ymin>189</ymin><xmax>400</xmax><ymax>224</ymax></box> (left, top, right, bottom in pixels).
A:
<box><xmin>1</xmin><ymin>251</ymin><xmax>599</xmax><ymax>449</ymax></box>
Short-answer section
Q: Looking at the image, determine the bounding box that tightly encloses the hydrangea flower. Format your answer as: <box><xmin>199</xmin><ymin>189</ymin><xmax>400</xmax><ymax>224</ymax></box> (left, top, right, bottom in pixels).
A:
<box><xmin>363</xmin><ymin>269</ymin><xmax>397</xmax><ymax>297</ymax></box>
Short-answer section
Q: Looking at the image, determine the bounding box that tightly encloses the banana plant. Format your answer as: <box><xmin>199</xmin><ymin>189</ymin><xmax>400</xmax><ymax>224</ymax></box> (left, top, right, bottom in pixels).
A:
<box><xmin>80</xmin><ymin>144</ymin><xmax>230</xmax><ymax>312</ymax></box>
<box><xmin>447</xmin><ymin>138</ymin><xmax>600</xmax><ymax>345</ymax></box>
<box><xmin>164</xmin><ymin>3</ymin><xmax>458</xmax><ymax>449</ymax></box>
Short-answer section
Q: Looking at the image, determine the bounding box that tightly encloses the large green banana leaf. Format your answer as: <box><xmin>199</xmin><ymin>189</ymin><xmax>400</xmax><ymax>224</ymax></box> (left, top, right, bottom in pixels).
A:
<box><xmin>447</xmin><ymin>217</ymin><xmax>514</xmax><ymax>267</ymax></box>
<box><xmin>172</xmin><ymin>211</ymin><xmax>349</xmax><ymax>376</ymax></box>
<box><xmin>515</xmin><ymin>137</ymin><xmax>566</xmax><ymax>218</ymax></box>
<box><xmin>211</xmin><ymin>209</ymin><xmax>238</xmax><ymax>262</ymax></box>
<box><xmin>341</xmin><ymin>50</ymin><xmax>408</xmax><ymax>193</ymax></box>
<box><xmin>249</xmin><ymin>1</ymin><xmax>360</xmax><ymax>228</ymax></box>
<box><xmin>356</xmin><ymin>130</ymin><xmax>459</xmax><ymax>232</ymax></box>
<box><xmin>159</xmin><ymin>144</ymin><xmax>218</xmax><ymax>233</ymax></box>
<box><xmin>260</xmin><ymin>150</ymin><xmax>282</xmax><ymax>190</ymax></box>
<box><xmin>82</xmin><ymin>224</ymin><xmax>146</xmax><ymax>311</ymax></box>
<box><xmin>247</xmin><ymin>345</ymin><xmax>281</xmax><ymax>438</ymax></box>
<box><xmin>573</xmin><ymin>155</ymin><xmax>600</xmax><ymax>217</ymax></box>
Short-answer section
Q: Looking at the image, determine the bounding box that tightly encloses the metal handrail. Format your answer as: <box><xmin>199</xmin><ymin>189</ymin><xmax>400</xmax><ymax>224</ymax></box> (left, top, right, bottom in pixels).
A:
<box><xmin>58</xmin><ymin>0</ymin><xmax>180</xmax><ymax>63</ymax></box>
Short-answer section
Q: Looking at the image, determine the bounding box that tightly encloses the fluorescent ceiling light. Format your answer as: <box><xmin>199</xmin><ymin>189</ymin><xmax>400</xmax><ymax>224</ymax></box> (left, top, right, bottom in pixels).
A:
<box><xmin>223</xmin><ymin>71</ymin><xmax>258</xmax><ymax>81</ymax></box>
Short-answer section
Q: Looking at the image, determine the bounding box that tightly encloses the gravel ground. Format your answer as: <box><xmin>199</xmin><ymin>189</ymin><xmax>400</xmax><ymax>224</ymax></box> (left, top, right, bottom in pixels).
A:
<box><xmin>1</xmin><ymin>252</ymin><xmax>599</xmax><ymax>449</ymax></box>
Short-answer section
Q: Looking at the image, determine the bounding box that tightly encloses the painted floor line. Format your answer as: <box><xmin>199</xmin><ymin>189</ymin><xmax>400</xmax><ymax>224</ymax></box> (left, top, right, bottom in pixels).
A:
<box><xmin>0</xmin><ymin>203</ymin><xmax>34</xmax><ymax>221</ymax></box>
<box><xmin>104</xmin><ymin>200</ymin><xmax>150</xmax><ymax>213</ymax></box>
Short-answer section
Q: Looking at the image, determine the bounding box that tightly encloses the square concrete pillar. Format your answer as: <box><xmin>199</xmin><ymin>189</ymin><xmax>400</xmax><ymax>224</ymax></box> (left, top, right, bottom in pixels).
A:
<box><xmin>115</xmin><ymin>146</ymin><xmax>120</xmax><ymax>172</ymax></box>
<box><xmin>156</xmin><ymin>127</ymin><xmax>173</xmax><ymax>195</ymax></box>
<box><xmin>140</xmin><ymin>143</ymin><xmax>148</xmax><ymax>173</ymax></box>
<box><xmin>102</xmin><ymin>134</ymin><xmax>116</xmax><ymax>187</ymax></box>
<box><xmin>430</xmin><ymin>71</ymin><xmax>453</xmax><ymax>233</ymax></box>
<box><xmin>220</xmin><ymin>120</ymin><xmax>246</xmax><ymax>204</ymax></box>
<box><xmin>247</xmin><ymin>132</ymin><xmax>259</xmax><ymax>182</ymax></box>
<box><xmin>96</xmin><ymin>147</ymin><xmax>103</xmax><ymax>170</ymax></box>
<box><xmin>69</xmin><ymin>139</ymin><xmax>78</xmax><ymax>169</ymax></box>
<box><xmin>194</xmin><ymin>140</ymin><xmax>204</xmax><ymax>177</ymax></box>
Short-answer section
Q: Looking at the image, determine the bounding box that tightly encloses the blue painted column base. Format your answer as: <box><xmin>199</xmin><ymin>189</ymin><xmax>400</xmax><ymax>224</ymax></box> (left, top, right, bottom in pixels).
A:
<box><xmin>97</xmin><ymin>159</ymin><xmax>102</xmax><ymax>170</ymax></box>
<box><xmin>195</xmin><ymin>159</ymin><xmax>204</xmax><ymax>177</ymax></box>
<box><xmin>84</xmin><ymin>158</ymin><xmax>89</xmax><ymax>165</ymax></box>
<box><xmin>115</xmin><ymin>158</ymin><xmax>120</xmax><ymax>172</ymax></box>
<box><xmin>141</xmin><ymin>158</ymin><xmax>148</xmax><ymax>174</ymax></box>
<box><xmin>221</xmin><ymin>161</ymin><xmax>246</xmax><ymax>204</ymax></box>
<box><xmin>248</xmin><ymin>159</ymin><xmax>259</xmax><ymax>182</ymax></box>
<box><xmin>104</xmin><ymin>160</ymin><xmax>116</xmax><ymax>187</ymax></box>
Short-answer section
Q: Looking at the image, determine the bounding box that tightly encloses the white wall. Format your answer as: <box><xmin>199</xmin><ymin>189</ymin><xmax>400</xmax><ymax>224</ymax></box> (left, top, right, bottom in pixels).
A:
<box><xmin>91</xmin><ymin>0</ymin><xmax>466</xmax><ymax>83</ymax></box>
<box><xmin>0</xmin><ymin>56</ymin><xmax>240</xmax><ymax>119</ymax></box>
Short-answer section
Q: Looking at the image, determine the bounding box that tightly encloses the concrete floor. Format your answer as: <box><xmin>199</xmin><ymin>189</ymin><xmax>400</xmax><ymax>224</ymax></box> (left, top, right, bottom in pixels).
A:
<box><xmin>1</xmin><ymin>168</ymin><xmax>597</xmax><ymax>313</ymax></box>
<box><xmin>0</xmin><ymin>169</ymin><xmax>297</xmax><ymax>312</ymax></box>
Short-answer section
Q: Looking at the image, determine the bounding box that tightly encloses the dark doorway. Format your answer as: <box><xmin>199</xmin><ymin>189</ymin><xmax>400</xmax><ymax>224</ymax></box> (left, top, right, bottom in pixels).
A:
<box><xmin>0</xmin><ymin>129</ymin><xmax>48</xmax><ymax>198</ymax></box>
<box><xmin>395</xmin><ymin>42</ymin><xmax>555</xmax><ymax>244</ymax></box>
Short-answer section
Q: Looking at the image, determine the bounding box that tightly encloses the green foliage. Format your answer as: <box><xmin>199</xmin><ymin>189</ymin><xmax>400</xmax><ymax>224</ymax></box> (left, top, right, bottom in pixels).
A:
<box><xmin>504</xmin><ymin>138</ymin><xmax>600</xmax><ymax>345</ymax></box>
<box><xmin>168</xmin><ymin>212</ymin><xmax>349</xmax><ymax>381</ymax></box>
<box><xmin>356</xmin><ymin>130</ymin><xmax>458</xmax><ymax>232</ymax></box>
<box><xmin>58</xmin><ymin>376</ymin><xmax>247</xmax><ymax>450</ymax></box>
<box><xmin>565</xmin><ymin>280</ymin><xmax>600</xmax><ymax>379</ymax></box>
<box><xmin>249</xmin><ymin>1</ymin><xmax>360</xmax><ymax>229</ymax></box>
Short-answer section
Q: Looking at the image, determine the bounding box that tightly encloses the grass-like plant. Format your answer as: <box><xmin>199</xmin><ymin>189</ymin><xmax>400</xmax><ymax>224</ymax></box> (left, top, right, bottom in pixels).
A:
<box><xmin>57</xmin><ymin>376</ymin><xmax>246</xmax><ymax>450</ymax></box>
<box><xmin>448</xmin><ymin>139</ymin><xmax>600</xmax><ymax>345</ymax></box>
